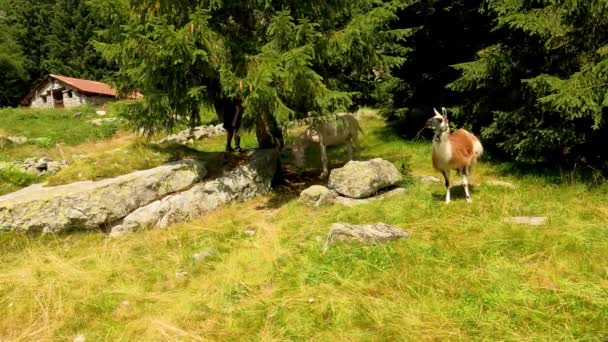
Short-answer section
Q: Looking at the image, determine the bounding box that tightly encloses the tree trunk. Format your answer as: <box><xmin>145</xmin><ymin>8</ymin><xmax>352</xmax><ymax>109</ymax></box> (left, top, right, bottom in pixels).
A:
<box><xmin>255</xmin><ymin>111</ymin><xmax>283</xmax><ymax>149</ymax></box>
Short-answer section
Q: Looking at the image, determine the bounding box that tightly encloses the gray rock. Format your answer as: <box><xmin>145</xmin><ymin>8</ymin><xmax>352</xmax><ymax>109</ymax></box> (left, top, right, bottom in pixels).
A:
<box><xmin>90</xmin><ymin>117</ymin><xmax>119</xmax><ymax>126</ymax></box>
<box><xmin>0</xmin><ymin>160</ymin><xmax>207</xmax><ymax>234</ymax></box>
<box><xmin>328</xmin><ymin>158</ymin><xmax>402</xmax><ymax>199</ymax></box>
<box><xmin>193</xmin><ymin>248</ymin><xmax>218</xmax><ymax>261</ymax></box>
<box><xmin>243</xmin><ymin>229</ymin><xmax>256</xmax><ymax>236</ymax></box>
<box><xmin>7</xmin><ymin>136</ymin><xmax>28</xmax><ymax>144</ymax></box>
<box><xmin>334</xmin><ymin>188</ymin><xmax>405</xmax><ymax>206</ymax></box>
<box><xmin>46</xmin><ymin>161</ymin><xmax>63</xmax><ymax>173</ymax></box>
<box><xmin>175</xmin><ymin>271</ymin><xmax>188</xmax><ymax>278</ymax></box>
<box><xmin>486</xmin><ymin>180</ymin><xmax>516</xmax><ymax>189</ymax></box>
<box><xmin>110</xmin><ymin>149</ymin><xmax>278</xmax><ymax>235</ymax></box>
<box><xmin>73</xmin><ymin>335</ymin><xmax>86</xmax><ymax>342</ymax></box>
<box><xmin>503</xmin><ymin>216</ymin><xmax>546</xmax><ymax>226</ymax></box>
<box><xmin>299</xmin><ymin>185</ymin><xmax>338</xmax><ymax>206</ymax></box>
<box><xmin>323</xmin><ymin>222</ymin><xmax>409</xmax><ymax>253</ymax></box>
<box><xmin>159</xmin><ymin>124</ymin><xmax>226</xmax><ymax>145</ymax></box>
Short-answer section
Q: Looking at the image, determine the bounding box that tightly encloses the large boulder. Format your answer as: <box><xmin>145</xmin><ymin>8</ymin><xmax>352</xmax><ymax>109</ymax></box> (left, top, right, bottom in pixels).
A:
<box><xmin>328</xmin><ymin>158</ymin><xmax>402</xmax><ymax>199</ymax></box>
<box><xmin>299</xmin><ymin>185</ymin><xmax>337</xmax><ymax>207</ymax></box>
<box><xmin>0</xmin><ymin>160</ymin><xmax>207</xmax><ymax>233</ymax></box>
<box><xmin>110</xmin><ymin>149</ymin><xmax>278</xmax><ymax>236</ymax></box>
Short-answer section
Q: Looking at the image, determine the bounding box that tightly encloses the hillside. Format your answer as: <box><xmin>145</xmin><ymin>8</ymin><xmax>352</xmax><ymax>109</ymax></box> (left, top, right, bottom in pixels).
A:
<box><xmin>1</xmin><ymin>116</ymin><xmax>607</xmax><ymax>340</ymax></box>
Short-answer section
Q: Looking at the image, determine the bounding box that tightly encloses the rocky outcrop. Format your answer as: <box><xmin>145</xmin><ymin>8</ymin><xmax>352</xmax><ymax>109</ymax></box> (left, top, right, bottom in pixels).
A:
<box><xmin>109</xmin><ymin>149</ymin><xmax>278</xmax><ymax>236</ymax></box>
<box><xmin>0</xmin><ymin>160</ymin><xmax>207</xmax><ymax>233</ymax></box>
<box><xmin>323</xmin><ymin>222</ymin><xmax>409</xmax><ymax>253</ymax></box>
<box><xmin>159</xmin><ymin>124</ymin><xmax>225</xmax><ymax>145</ymax></box>
<box><xmin>13</xmin><ymin>157</ymin><xmax>70</xmax><ymax>175</ymax></box>
<box><xmin>328</xmin><ymin>158</ymin><xmax>402</xmax><ymax>198</ymax></box>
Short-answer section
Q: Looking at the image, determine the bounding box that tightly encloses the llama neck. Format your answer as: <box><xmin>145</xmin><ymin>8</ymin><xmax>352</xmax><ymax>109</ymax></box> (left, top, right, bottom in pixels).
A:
<box><xmin>433</xmin><ymin>127</ymin><xmax>450</xmax><ymax>144</ymax></box>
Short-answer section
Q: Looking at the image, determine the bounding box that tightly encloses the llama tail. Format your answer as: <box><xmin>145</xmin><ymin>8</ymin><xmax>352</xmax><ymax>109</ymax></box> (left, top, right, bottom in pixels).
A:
<box><xmin>473</xmin><ymin>139</ymin><xmax>483</xmax><ymax>159</ymax></box>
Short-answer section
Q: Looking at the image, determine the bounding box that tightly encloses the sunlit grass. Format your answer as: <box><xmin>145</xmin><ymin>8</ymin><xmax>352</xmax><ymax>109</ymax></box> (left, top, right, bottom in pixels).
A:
<box><xmin>1</xmin><ymin>113</ymin><xmax>607</xmax><ymax>340</ymax></box>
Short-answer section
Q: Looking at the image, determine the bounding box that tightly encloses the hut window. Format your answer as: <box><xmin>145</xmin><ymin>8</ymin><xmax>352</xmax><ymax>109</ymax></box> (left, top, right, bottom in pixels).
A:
<box><xmin>67</xmin><ymin>91</ymin><xmax>73</xmax><ymax>98</ymax></box>
<box><xmin>41</xmin><ymin>95</ymin><xmax>47</xmax><ymax>103</ymax></box>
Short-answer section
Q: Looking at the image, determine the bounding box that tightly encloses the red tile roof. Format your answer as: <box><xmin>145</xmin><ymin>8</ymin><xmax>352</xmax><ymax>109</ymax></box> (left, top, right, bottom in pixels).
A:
<box><xmin>50</xmin><ymin>74</ymin><xmax>117</xmax><ymax>96</ymax></box>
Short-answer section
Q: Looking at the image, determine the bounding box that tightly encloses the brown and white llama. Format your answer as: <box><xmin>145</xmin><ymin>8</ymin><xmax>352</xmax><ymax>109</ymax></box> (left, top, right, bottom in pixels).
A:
<box><xmin>426</xmin><ymin>107</ymin><xmax>483</xmax><ymax>203</ymax></box>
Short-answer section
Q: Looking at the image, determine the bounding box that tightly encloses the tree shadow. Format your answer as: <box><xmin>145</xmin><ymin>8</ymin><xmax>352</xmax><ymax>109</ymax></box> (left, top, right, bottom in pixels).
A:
<box><xmin>256</xmin><ymin>161</ymin><xmax>346</xmax><ymax>210</ymax></box>
<box><xmin>431</xmin><ymin>184</ymin><xmax>478</xmax><ymax>202</ymax></box>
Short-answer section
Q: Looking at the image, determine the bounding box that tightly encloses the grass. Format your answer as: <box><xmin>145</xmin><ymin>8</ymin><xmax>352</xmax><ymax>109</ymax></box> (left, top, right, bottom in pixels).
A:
<box><xmin>0</xmin><ymin>106</ymin><xmax>119</xmax><ymax>150</ymax></box>
<box><xmin>1</xmin><ymin>115</ymin><xmax>608</xmax><ymax>340</ymax></box>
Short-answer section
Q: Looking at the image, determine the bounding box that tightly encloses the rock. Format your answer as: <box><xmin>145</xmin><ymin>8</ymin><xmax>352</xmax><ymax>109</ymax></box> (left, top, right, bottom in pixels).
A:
<box><xmin>193</xmin><ymin>248</ymin><xmax>218</xmax><ymax>261</ymax></box>
<box><xmin>90</xmin><ymin>117</ymin><xmax>118</xmax><ymax>126</ymax></box>
<box><xmin>96</xmin><ymin>110</ymin><xmax>106</xmax><ymax>115</ymax></box>
<box><xmin>323</xmin><ymin>222</ymin><xmax>409</xmax><ymax>253</ymax></box>
<box><xmin>0</xmin><ymin>160</ymin><xmax>207</xmax><ymax>234</ymax></box>
<box><xmin>175</xmin><ymin>271</ymin><xmax>188</xmax><ymax>278</ymax></box>
<box><xmin>0</xmin><ymin>136</ymin><xmax>13</xmax><ymax>149</ymax></box>
<box><xmin>110</xmin><ymin>149</ymin><xmax>278</xmax><ymax>236</ymax></box>
<box><xmin>243</xmin><ymin>229</ymin><xmax>256</xmax><ymax>236</ymax></box>
<box><xmin>46</xmin><ymin>161</ymin><xmax>63</xmax><ymax>173</ymax></box>
<box><xmin>299</xmin><ymin>185</ymin><xmax>337</xmax><ymax>206</ymax></box>
<box><xmin>328</xmin><ymin>158</ymin><xmax>402</xmax><ymax>199</ymax></box>
<box><xmin>7</xmin><ymin>136</ymin><xmax>27</xmax><ymax>144</ymax></box>
<box><xmin>486</xmin><ymin>180</ymin><xmax>516</xmax><ymax>189</ymax></box>
<box><xmin>416</xmin><ymin>175</ymin><xmax>441</xmax><ymax>184</ymax></box>
<box><xmin>503</xmin><ymin>216</ymin><xmax>546</xmax><ymax>226</ymax></box>
<box><xmin>35</xmin><ymin>158</ymin><xmax>50</xmax><ymax>172</ymax></box>
<box><xmin>73</xmin><ymin>335</ymin><xmax>86</xmax><ymax>342</ymax></box>
<box><xmin>158</xmin><ymin>124</ymin><xmax>226</xmax><ymax>145</ymax></box>
<box><xmin>334</xmin><ymin>188</ymin><xmax>405</xmax><ymax>206</ymax></box>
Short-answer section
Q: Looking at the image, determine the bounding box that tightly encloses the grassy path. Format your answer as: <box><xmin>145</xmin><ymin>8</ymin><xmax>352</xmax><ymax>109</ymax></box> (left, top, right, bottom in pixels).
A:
<box><xmin>1</xmin><ymin>117</ymin><xmax>607</xmax><ymax>340</ymax></box>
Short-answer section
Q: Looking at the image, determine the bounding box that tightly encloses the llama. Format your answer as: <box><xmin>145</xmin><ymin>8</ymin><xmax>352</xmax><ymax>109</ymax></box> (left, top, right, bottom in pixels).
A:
<box><xmin>291</xmin><ymin>113</ymin><xmax>362</xmax><ymax>179</ymax></box>
<box><xmin>426</xmin><ymin>107</ymin><xmax>483</xmax><ymax>203</ymax></box>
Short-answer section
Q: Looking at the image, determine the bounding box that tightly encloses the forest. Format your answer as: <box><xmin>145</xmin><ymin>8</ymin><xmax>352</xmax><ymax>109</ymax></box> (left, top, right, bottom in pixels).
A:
<box><xmin>1</xmin><ymin>0</ymin><xmax>607</xmax><ymax>172</ymax></box>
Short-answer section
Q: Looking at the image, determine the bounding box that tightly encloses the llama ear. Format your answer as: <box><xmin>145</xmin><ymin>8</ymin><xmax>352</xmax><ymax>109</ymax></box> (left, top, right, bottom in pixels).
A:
<box><xmin>433</xmin><ymin>107</ymin><xmax>441</xmax><ymax>116</ymax></box>
<box><xmin>441</xmin><ymin>107</ymin><xmax>448</xmax><ymax>120</ymax></box>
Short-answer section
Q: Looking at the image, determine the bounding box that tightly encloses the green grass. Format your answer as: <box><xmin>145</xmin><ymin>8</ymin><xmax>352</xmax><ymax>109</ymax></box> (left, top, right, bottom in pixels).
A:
<box><xmin>1</xmin><ymin>115</ymin><xmax>607</xmax><ymax>340</ymax></box>
<box><xmin>0</xmin><ymin>106</ymin><xmax>119</xmax><ymax>150</ymax></box>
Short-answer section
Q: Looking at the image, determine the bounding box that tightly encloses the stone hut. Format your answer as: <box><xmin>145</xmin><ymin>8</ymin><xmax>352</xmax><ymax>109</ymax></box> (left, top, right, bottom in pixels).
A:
<box><xmin>20</xmin><ymin>74</ymin><xmax>141</xmax><ymax>109</ymax></box>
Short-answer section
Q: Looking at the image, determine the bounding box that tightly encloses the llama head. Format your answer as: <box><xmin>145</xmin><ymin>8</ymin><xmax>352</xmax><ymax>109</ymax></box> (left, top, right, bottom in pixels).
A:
<box><xmin>426</xmin><ymin>107</ymin><xmax>449</xmax><ymax>133</ymax></box>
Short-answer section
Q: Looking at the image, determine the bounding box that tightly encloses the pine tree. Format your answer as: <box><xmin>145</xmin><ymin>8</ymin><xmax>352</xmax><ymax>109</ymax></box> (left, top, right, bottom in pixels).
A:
<box><xmin>94</xmin><ymin>0</ymin><xmax>414</xmax><ymax>147</ymax></box>
<box><xmin>0</xmin><ymin>1</ymin><xmax>27</xmax><ymax>107</ymax></box>
<box><xmin>448</xmin><ymin>0</ymin><xmax>608</xmax><ymax>167</ymax></box>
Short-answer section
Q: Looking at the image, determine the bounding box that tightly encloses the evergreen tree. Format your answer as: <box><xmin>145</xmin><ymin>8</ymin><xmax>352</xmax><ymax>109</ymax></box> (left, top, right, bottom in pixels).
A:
<box><xmin>94</xmin><ymin>0</ymin><xmax>414</xmax><ymax>146</ymax></box>
<box><xmin>0</xmin><ymin>2</ymin><xmax>27</xmax><ymax>107</ymax></box>
<box><xmin>448</xmin><ymin>0</ymin><xmax>608</xmax><ymax>167</ymax></box>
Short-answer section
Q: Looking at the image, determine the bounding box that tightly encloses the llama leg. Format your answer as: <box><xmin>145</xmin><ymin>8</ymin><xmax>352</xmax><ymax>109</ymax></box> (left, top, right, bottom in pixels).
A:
<box><xmin>319</xmin><ymin>141</ymin><xmax>329</xmax><ymax>179</ymax></box>
<box><xmin>462</xmin><ymin>167</ymin><xmax>472</xmax><ymax>203</ymax></box>
<box><xmin>346</xmin><ymin>138</ymin><xmax>354</xmax><ymax>161</ymax></box>
<box><xmin>442</xmin><ymin>170</ymin><xmax>451</xmax><ymax>204</ymax></box>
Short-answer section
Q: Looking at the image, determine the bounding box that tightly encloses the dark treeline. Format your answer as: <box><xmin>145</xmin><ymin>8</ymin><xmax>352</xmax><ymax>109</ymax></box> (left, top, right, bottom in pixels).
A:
<box><xmin>1</xmin><ymin>0</ymin><xmax>607</xmax><ymax>171</ymax></box>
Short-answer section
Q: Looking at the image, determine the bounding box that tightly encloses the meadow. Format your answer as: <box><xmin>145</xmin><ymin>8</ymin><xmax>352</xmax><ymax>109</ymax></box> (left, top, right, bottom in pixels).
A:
<box><xmin>0</xmin><ymin>111</ymin><xmax>607</xmax><ymax>341</ymax></box>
